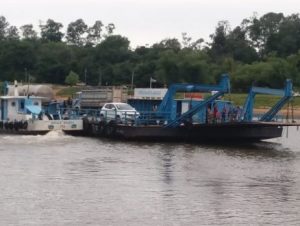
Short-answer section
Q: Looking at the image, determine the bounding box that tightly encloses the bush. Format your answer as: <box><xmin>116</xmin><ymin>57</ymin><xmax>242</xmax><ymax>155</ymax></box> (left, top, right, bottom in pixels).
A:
<box><xmin>65</xmin><ymin>71</ymin><xmax>79</xmax><ymax>86</ymax></box>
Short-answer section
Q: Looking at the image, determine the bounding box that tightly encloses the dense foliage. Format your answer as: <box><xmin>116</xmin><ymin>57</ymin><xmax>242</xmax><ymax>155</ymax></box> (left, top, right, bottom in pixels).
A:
<box><xmin>1</xmin><ymin>13</ymin><xmax>300</xmax><ymax>91</ymax></box>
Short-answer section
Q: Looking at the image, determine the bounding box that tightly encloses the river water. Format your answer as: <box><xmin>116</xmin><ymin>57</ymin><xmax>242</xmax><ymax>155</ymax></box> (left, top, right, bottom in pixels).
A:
<box><xmin>0</xmin><ymin>127</ymin><xmax>300</xmax><ymax>225</ymax></box>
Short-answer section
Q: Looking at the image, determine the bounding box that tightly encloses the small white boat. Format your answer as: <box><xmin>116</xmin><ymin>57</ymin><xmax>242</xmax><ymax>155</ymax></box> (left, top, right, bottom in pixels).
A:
<box><xmin>0</xmin><ymin>81</ymin><xmax>83</xmax><ymax>135</ymax></box>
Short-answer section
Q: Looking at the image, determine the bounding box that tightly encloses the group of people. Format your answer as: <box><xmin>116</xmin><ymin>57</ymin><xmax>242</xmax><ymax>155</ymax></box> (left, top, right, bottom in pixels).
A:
<box><xmin>62</xmin><ymin>97</ymin><xmax>73</xmax><ymax>109</ymax></box>
<box><xmin>206</xmin><ymin>104</ymin><xmax>242</xmax><ymax>123</ymax></box>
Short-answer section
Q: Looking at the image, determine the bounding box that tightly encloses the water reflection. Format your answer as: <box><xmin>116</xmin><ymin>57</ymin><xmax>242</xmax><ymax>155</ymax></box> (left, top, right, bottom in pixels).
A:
<box><xmin>160</xmin><ymin>149</ymin><xmax>175</xmax><ymax>185</ymax></box>
<box><xmin>188</xmin><ymin>140</ymin><xmax>296</xmax><ymax>161</ymax></box>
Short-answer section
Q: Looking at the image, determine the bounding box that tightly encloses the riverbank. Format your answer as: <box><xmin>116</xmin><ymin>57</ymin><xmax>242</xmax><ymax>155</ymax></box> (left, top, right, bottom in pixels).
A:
<box><xmin>254</xmin><ymin>107</ymin><xmax>300</xmax><ymax>118</ymax></box>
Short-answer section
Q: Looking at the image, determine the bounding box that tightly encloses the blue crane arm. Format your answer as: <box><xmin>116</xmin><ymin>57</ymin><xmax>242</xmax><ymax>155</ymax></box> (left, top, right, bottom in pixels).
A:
<box><xmin>251</xmin><ymin>87</ymin><xmax>285</xmax><ymax>96</ymax></box>
<box><xmin>259</xmin><ymin>96</ymin><xmax>291</xmax><ymax>121</ymax></box>
<box><xmin>164</xmin><ymin>91</ymin><xmax>225</xmax><ymax>128</ymax></box>
<box><xmin>259</xmin><ymin>79</ymin><xmax>293</xmax><ymax>121</ymax></box>
<box><xmin>158</xmin><ymin>74</ymin><xmax>230</xmax><ymax>113</ymax></box>
<box><xmin>241</xmin><ymin>79</ymin><xmax>293</xmax><ymax>122</ymax></box>
<box><xmin>161</xmin><ymin>74</ymin><xmax>230</xmax><ymax>128</ymax></box>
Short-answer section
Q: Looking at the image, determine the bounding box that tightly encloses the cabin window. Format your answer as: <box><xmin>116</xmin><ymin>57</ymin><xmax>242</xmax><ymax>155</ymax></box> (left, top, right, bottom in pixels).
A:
<box><xmin>18</xmin><ymin>99</ymin><xmax>25</xmax><ymax>112</ymax></box>
<box><xmin>11</xmin><ymin>101</ymin><xmax>16</xmax><ymax>107</ymax></box>
<box><xmin>34</xmin><ymin>102</ymin><xmax>39</xmax><ymax>106</ymax></box>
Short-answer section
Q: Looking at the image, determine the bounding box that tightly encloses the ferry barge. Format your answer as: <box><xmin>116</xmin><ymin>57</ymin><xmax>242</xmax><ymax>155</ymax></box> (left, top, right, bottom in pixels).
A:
<box><xmin>84</xmin><ymin>74</ymin><xmax>300</xmax><ymax>142</ymax></box>
<box><xmin>111</xmin><ymin>122</ymin><xmax>288</xmax><ymax>142</ymax></box>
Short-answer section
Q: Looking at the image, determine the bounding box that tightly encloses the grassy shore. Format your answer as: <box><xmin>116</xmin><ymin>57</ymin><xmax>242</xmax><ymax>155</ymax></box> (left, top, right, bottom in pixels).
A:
<box><xmin>223</xmin><ymin>94</ymin><xmax>300</xmax><ymax>108</ymax></box>
<box><xmin>223</xmin><ymin>94</ymin><xmax>300</xmax><ymax>118</ymax></box>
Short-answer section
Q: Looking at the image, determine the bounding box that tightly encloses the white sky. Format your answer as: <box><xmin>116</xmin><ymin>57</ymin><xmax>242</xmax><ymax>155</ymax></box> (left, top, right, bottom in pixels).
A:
<box><xmin>0</xmin><ymin>0</ymin><xmax>299</xmax><ymax>47</ymax></box>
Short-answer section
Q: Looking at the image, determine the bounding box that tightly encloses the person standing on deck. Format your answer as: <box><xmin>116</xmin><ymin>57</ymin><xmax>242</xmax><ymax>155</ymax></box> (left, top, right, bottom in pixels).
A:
<box><xmin>206</xmin><ymin>106</ymin><xmax>213</xmax><ymax>123</ymax></box>
<box><xmin>221</xmin><ymin>107</ymin><xmax>227</xmax><ymax>123</ymax></box>
<box><xmin>213</xmin><ymin>104</ymin><xmax>218</xmax><ymax>123</ymax></box>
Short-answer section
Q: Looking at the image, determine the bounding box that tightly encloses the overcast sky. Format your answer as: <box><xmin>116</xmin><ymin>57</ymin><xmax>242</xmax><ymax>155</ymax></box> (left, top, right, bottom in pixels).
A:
<box><xmin>0</xmin><ymin>0</ymin><xmax>299</xmax><ymax>47</ymax></box>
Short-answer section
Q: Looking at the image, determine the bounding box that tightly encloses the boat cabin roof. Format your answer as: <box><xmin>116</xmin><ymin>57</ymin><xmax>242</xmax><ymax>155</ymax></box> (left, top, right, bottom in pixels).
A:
<box><xmin>0</xmin><ymin>96</ymin><xmax>44</xmax><ymax>100</ymax></box>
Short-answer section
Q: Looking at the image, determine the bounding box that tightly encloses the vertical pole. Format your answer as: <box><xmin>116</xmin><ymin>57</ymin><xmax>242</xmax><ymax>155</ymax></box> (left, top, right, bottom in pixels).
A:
<box><xmin>84</xmin><ymin>68</ymin><xmax>87</xmax><ymax>85</ymax></box>
<box><xmin>150</xmin><ymin>77</ymin><xmax>152</xmax><ymax>89</ymax></box>
<box><xmin>98</xmin><ymin>69</ymin><xmax>102</xmax><ymax>86</ymax></box>
<box><xmin>27</xmin><ymin>71</ymin><xmax>30</xmax><ymax>97</ymax></box>
<box><xmin>24</xmin><ymin>68</ymin><xmax>27</xmax><ymax>85</ymax></box>
<box><xmin>131</xmin><ymin>69</ymin><xmax>135</xmax><ymax>92</ymax></box>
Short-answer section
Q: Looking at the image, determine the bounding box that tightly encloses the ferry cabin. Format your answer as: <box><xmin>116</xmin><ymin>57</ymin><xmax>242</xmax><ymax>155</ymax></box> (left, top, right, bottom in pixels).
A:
<box><xmin>0</xmin><ymin>96</ymin><xmax>42</xmax><ymax>121</ymax></box>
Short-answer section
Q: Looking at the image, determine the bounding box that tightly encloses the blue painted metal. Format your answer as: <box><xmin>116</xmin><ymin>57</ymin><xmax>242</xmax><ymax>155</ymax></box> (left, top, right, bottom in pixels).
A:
<box><xmin>260</xmin><ymin>79</ymin><xmax>293</xmax><ymax>121</ymax></box>
<box><xmin>165</xmin><ymin>91</ymin><xmax>225</xmax><ymax>128</ymax></box>
<box><xmin>178</xmin><ymin>99</ymin><xmax>207</xmax><ymax>124</ymax></box>
<box><xmin>158</xmin><ymin>74</ymin><xmax>230</xmax><ymax>115</ymax></box>
<box><xmin>25</xmin><ymin>105</ymin><xmax>41</xmax><ymax>115</ymax></box>
<box><xmin>2</xmin><ymin>99</ymin><xmax>8</xmax><ymax>120</ymax></box>
<box><xmin>241</xmin><ymin>79</ymin><xmax>293</xmax><ymax>122</ymax></box>
<box><xmin>160</xmin><ymin>74</ymin><xmax>230</xmax><ymax>128</ymax></box>
<box><xmin>24</xmin><ymin>98</ymin><xmax>42</xmax><ymax>115</ymax></box>
<box><xmin>241</xmin><ymin>90</ymin><xmax>255</xmax><ymax>122</ymax></box>
<box><xmin>46</xmin><ymin>101</ymin><xmax>61</xmax><ymax>115</ymax></box>
<box><xmin>3</xmin><ymin>81</ymin><xmax>9</xmax><ymax>96</ymax></box>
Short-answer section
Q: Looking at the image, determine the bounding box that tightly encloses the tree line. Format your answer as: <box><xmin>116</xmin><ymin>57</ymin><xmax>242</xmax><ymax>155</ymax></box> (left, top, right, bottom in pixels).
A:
<box><xmin>1</xmin><ymin>12</ymin><xmax>300</xmax><ymax>92</ymax></box>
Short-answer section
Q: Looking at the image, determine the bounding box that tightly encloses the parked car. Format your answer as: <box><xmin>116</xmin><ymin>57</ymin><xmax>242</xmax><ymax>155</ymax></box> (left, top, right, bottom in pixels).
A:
<box><xmin>100</xmin><ymin>103</ymin><xmax>140</xmax><ymax>123</ymax></box>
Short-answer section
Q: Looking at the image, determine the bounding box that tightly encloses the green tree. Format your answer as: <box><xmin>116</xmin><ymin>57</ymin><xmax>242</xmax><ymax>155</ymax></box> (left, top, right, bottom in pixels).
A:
<box><xmin>209</xmin><ymin>21</ymin><xmax>258</xmax><ymax>63</ymax></box>
<box><xmin>36</xmin><ymin>42</ymin><xmax>73</xmax><ymax>83</ymax></box>
<box><xmin>0</xmin><ymin>16</ymin><xmax>9</xmax><ymax>40</ymax></box>
<box><xmin>105</xmin><ymin>23</ymin><xmax>115</xmax><ymax>36</ymax></box>
<box><xmin>0</xmin><ymin>40</ymin><xmax>37</xmax><ymax>81</ymax></box>
<box><xmin>153</xmin><ymin>38</ymin><xmax>182</xmax><ymax>52</ymax></box>
<box><xmin>225</xmin><ymin>26</ymin><xmax>258</xmax><ymax>63</ymax></box>
<box><xmin>40</xmin><ymin>19</ymin><xmax>64</xmax><ymax>42</ymax></box>
<box><xmin>6</xmin><ymin>26</ymin><xmax>19</xmax><ymax>40</ymax></box>
<box><xmin>86</xmin><ymin>20</ymin><xmax>103</xmax><ymax>46</ymax></box>
<box><xmin>245</xmin><ymin>12</ymin><xmax>284</xmax><ymax>56</ymax></box>
<box><xmin>156</xmin><ymin>49</ymin><xmax>212</xmax><ymax>85</ymax></box>
<box><xmin>95</xmin><ymin>35</ymin><xmax>131</xmax><ymax>64</ymax></box>
<box><xmin>287</xmin><ymin>51</ymin><xmax>300</xmax><ymax>86</ymax></box>
<box><xmin>209</xmin><ymin>20</ymin><xmax>230</xmax><ymax>60</ymax></box>
<box><xmin>231</xmin><ymin>56</ymin><xmax>292</xmax><ymax>91</ymax></box>
<box><xmin>265</xmin><ymin>14</ymin><xmax>300</xmax><ymax>57</ymax></box>
<box><xmin>0</xmin><ymin>11</ymin><xmax>300</xmax><ymax>91</ymax></box>
<box><xmin>20</xmin><ymin>24</ymin><xmax>37</xmax><ymax>40</ymax></box>
<box><xmin>65</xmin><ymin>71</ymin><xmax>79</xmax><ymax>86</ymax></box>
<box><xmin>66</xmin><ymin>19</ymin><xmax>88</xmax><ymax>46</ymax></box>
